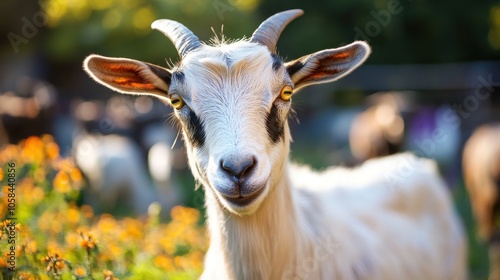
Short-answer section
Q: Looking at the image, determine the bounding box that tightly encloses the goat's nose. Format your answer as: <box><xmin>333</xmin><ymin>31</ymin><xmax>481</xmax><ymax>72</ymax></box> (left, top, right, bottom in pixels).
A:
<box><xmin>220</xmin><ymin>156</ymin><xmax>256</xmax><ymax>179</ymax></box>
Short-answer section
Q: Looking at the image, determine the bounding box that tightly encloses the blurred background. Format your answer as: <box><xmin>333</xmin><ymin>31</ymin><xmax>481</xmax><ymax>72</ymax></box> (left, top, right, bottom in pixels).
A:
<box><xmin>1</xmin><ymin>0</ymin><xmax>499</xmax><ymax>278</ymax></box>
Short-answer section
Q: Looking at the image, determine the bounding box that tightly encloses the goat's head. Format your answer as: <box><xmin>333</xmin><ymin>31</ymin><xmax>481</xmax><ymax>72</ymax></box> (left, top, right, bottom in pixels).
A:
<box><xmin>83</xmin><ymin>9</ymin><xmax>370</xmax><ymax>215</ymax></box>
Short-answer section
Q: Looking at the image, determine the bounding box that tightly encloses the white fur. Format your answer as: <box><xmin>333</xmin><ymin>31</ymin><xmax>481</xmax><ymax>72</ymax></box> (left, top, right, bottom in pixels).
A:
<box><xmin>174</xmin><ymin>42</ymin><xmax>466</xmax><ymax>280</ymax></box>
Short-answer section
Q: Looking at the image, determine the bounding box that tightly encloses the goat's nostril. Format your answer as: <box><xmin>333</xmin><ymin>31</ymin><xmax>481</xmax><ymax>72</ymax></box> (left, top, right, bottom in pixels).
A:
<box><xmin>221</xmin><ymin>156</ymin><xmax>256</xmax><ymax>178</ymax></box>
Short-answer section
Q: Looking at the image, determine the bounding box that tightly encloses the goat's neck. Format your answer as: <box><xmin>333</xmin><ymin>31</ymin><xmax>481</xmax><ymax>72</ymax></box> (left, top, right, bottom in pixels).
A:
<box><xmin>204</xmin><ymin>158</ymin><xmax>300</xmax><ymax>279</ymax></box>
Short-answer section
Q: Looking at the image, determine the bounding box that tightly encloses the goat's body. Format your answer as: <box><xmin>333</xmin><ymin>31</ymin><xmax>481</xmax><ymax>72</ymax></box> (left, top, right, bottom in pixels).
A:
<box><xmin>82</xmin><ymin>9</ymin><xmax>466</xmax><ymax>280</ymax></box>
<box><xmin>202</xmin><ymin>153</ymin><xmax>466</xmax><ymax>280</ymax></box>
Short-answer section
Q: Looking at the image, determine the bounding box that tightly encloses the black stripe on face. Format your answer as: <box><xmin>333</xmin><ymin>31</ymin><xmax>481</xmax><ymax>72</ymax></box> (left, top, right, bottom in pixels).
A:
<box><xmin>266</xmin><ymin>104</ymin><xmax>285</xmax><ymax>143</ymax></box>
<box><xmin>286</xmin><ymin>59</ymin><xmax>305</xmax><ymax>77</ymax></box>
<box><xmin>172</xmin><ymin>71</ymin><xmax>185</xmax><ymax>83</ymax></box>
<box><xmin>184</xmin><ymin>110</ymin><xmax>206</xmax><ymax>147</ymax></box>
<box><xmin>271</xmin><ymin>54</ymin><xmax>283</xmax><ymax>71</ymax></box>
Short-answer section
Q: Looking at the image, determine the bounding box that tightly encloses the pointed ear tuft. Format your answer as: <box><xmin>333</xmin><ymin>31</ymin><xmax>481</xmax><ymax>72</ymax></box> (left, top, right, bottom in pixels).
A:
<box><xmin>83</xmin><ymin>55</ymin><xmax>172</xmax><ymax>99</ymax></box>
<box><xmin>285</xmin><ymin>41</ymin><xmax>371</xmax><ymax>90</ymax></box>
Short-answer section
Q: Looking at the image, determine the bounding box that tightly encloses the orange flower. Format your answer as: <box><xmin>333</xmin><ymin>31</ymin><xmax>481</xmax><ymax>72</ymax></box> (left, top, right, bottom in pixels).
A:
<box><xmin>18</xmin><ymin>271</ymin><xmax>35</xmax><ymax>280</ymax></box>
<box><xmin>96</xmin><ymin>214</ymin><xmax>117</xmax><ymax>234</ymax></box>
<box><xmin>73</xmin><ymin>266</ymin><xmax>87</xmax><ymax>278</ymax></box>
<box><xmin>37</xmin><ymin>212</ymin><xmax>62</xmax><ymax>234</ymax></box>
<box><xmin>80</xmin><ymin>232</ymin><xmax>97</xmax><ymax>251</ymax></box>
<box><xmin>53</xmin><ymin>171</ymin><xmax>71</xmax><ymax>193</ymax></box>
<box><xmin>154</xmin><ymin>254</ymin><xmax>174</xmax><ymax>270</ymax></box>
<box><xmin>41</xmin><ymin>251</ymin><xmax>66</xmax><ymax>274</ymax></box>
<box><xmin>65</xmin><ymin>232</ymin><xmax>80</xmax><ymax>248</ymax></box>
<box><xmin>103</xmin><ymin>269</ymin><xmax>119</xmax><ymax>280</ymax></box>
<box><xmin>25</xmin><ymin>240</ymin><xmax>38</xmax><ymax>254</ymax></box>
<box><xmin>45</xmin><ymin>141</ymin><xmax>60</xmax><ymax>160</ymax></box>
<box><xmin>171</xmin><ymin>206</ymin><xmax>200</xmax><ymax>226</ymax></box>
<box><xmin>66</xmin><ymin>206</ymin><xmax>80</xmax><ymax>225</ymax></box>
<box><xmin>69</xmin><ymin>167</ymin><xmax>83</xmax><ymax>182</ymax></box>
<box><xmin>21</xmin><ymin>136</ymin><xmax>44</xmax><ymax>164</ymax></box>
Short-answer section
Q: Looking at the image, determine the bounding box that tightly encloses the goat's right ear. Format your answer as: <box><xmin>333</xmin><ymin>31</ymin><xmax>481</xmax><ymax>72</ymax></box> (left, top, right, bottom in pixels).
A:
<box><xmin>83</xmin><ymin>55</ymin><xmax>172</xmax><ymax>100</ymax></box>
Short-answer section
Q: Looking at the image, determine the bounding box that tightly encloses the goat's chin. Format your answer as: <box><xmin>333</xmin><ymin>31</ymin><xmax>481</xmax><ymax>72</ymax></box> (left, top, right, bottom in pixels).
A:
<box><xmin>216</xmin><ymin>183</ymin><xmax>269</xmax><ymax>216</ymax></box>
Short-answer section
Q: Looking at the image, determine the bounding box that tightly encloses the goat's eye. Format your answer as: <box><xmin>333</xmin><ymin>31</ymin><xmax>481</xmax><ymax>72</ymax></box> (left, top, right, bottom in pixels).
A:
<box><xmin>279</xmin><ymin>85</ymin><xmax>293</xmax><ymax>101</ymax></box>
<box><xmin>170</xmin><ymin>95</ymin><xmax>184</xmax><ymax>109</ymax></box>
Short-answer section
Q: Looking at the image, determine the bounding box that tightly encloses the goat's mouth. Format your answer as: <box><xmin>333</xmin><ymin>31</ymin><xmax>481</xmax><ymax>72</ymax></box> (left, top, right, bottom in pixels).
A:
<box><xmin>221</xmin><ymin>185</ymin><xmax>266</xmax><ymax>207</ymax></box>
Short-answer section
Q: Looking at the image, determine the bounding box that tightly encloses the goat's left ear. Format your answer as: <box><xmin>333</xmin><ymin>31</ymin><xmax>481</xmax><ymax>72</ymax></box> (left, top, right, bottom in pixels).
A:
<box><xmin>285</xmin><ymin>41</ymin><xmax>370</xmax><ymax>90</ymax></box>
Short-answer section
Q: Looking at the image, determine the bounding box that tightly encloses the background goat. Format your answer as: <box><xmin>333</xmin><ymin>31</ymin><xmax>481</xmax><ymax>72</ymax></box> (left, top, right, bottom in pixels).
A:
<box><xmin>349</xmin><ymin>92</ymin><xmax>406</xmax><ymax>161</ymax></box>
<box><xmin>463</xmin><ymin>124</ymin><xmax>500</xmax><ymax>280</ymax></box>
<box><xmin>72</xmin><ymin>98</ymin><xmax>182</xmax><ymax>216</ymax></box>
<box><xmin>83</xmin><ymin>9</ymin><xmax>466</xmax><ymax>280</ymax></box>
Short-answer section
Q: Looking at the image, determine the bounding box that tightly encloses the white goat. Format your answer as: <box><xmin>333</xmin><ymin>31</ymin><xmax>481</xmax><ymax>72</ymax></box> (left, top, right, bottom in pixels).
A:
<box><xmin>83</xmin><ymin>9</ymin><xmax>466</xmax><ymax>279</ymax></box>
<box><xmin>73</xmin><ymin>133</ymin><xmax>158</xmax><ymax>215</ymax></box>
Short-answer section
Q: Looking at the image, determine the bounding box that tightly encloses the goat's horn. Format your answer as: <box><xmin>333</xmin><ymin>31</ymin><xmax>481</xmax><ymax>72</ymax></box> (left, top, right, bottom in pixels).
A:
<box><xmin>250</xmin><ymin>9</ymin><xmax>304</xmax><ymax>53</ymax></box>
<box><xmin>151</xmin><ymin>20</ymin><xmax>202</xmax><ymax>58</ymax></box>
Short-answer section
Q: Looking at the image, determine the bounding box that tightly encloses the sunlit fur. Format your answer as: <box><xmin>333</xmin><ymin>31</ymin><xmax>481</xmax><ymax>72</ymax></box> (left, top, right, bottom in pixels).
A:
<box><xmin>83</xmin><ymin>20</ymin><xmax>466</xmax><ymax>280</ymax></box>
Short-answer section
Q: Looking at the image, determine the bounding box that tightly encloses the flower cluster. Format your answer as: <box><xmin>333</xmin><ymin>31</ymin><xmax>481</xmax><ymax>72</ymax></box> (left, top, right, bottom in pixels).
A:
<box><xmin>0</xmin><ymin>135</ymin><xmax>207</xmax><ymax>279</ymax></box>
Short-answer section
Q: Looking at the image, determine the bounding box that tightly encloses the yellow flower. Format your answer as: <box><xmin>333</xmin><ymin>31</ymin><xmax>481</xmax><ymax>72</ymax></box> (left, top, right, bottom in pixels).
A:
<box><xmin>37</xmin><ymin>212</ymin><xmax>62</xmax><ymax>234</ymax></box>
<box><xmin>41</xmin><ymin>251</ymin><xmax>66</xmax><ymax>274</ymax></box>
<box><xmin>46</xmin><ymin>241</ymin><xmax>63</xmax><ymax>255</ymax></box>
<box><xmin>80</xmin><ymin>232</ymin><xmax>97</xmax><ymax>251</ymax></box>
<box><xmin>120</xmin><ymin>218</ymin><xmax>143</xmax><ymax>241</ymax></box>
<box><xmin>96</xmin><ymin>214</ymin><xmax>117</xmax><ymax>234</ymax></box>
<box><xmin>66</xmin><ymin>206</ymin><xmax>80</xmax><ymax>225</ymax></box>
<box><xmin>70</xmin><ymin>167</ymin><xmax>83</xmax><ymax>183</ymax></box>
<box><xmin>159</xmin><ymin>235</ymin><xmax>177</xmax><ymax>255</ymax></box>
<box><xmin>74</xmin><ymin>266</ymin><xmax>87</xmax><ymax>278</ymax></box>
<box><xmin>153</xmin><ymin>255</ymin><xmax>174</xmax><ymax>270</ymax></box>
<box><xmin>171</xmin><ymin>206</ymin><xmax>200</xmax><ymax>226</ymax></box>
<box><xmin>0</xmin><ymin>168</ymin><xmax>3</xmax><ymax>181</ymax></box>
<box><xmin>53</xmin><ymin>171</ymin><xmax>71</xmax><ymax>193</ymax></box>
<box><xmin>103</xmin><ymin>269</ymin><xmax>119</xmax><ymax>280</ymax></box>
<box><xmin>65</xmin><ymin>232</ymin><xmax>80</xmax><ymax>249</ymax></box>
<box><xmin>100</xmin><ymin>241</ymin><xmax>123</xmax><ymax>261</ymax></box>
<box><xmin>18</xmin><ymin>271</ymin><xmax>36</xmax><ymax>280</ymax></box>
<box><xmin>25</xmin><ymin>240</ymin><xmax>38</xmax><ymax>254</ymax></box>
<box><xmin>45</xmin><ymin>141</ymin><xmax>60</xmax><ymax>160</ymax></box>
<box><xmin>21</xmin><ymin>136</ymin><xmax>44</xmax><ymax>164</ymax></box>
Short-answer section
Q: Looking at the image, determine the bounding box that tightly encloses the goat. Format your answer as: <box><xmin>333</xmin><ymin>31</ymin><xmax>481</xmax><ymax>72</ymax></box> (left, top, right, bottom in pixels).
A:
<box><xmin>72</xmin><ymin>97</ymin><xmax>182</xmax><ymax>216</ymax></box>
<box><xmin>82</xmin><ymin>9</ymin><xmax>466</xmax><ymax>279</ymax></box>
<box><xmin>73</xmin><ymin>133</ymin><xmax>159</xmax><ymax>215</ymax></box>
<box><xmin>349</xmin><ymin>92</ymin><xmax>406</xmax><ymax>161</ymax></box>
<box><xmin>463</xmin><ymin>124</ymin><xmax>500</xmax><ymax>280</ymax></box>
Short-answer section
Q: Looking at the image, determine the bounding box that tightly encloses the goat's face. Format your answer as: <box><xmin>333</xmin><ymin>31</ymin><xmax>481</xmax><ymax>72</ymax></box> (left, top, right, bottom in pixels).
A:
<box><xmin>83</xmin><ymin>10</ymin><xmax>370</xmax><ymax>215</ymax></box>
